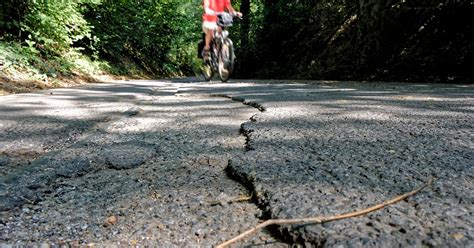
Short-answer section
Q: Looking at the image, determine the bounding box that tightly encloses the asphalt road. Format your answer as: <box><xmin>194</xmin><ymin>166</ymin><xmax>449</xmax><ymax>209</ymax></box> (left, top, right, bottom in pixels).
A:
<box><xmin>1</xmin><ymin>79</ymin><xmax>472</xmax><ymax>247</ymax></box>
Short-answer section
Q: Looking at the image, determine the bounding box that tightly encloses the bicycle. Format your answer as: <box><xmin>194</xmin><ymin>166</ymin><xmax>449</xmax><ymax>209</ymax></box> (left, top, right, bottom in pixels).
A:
<box><xmin>200</xmin><ymin>13</ymin><xmax>239</xmax><ymax>82</ymax></box>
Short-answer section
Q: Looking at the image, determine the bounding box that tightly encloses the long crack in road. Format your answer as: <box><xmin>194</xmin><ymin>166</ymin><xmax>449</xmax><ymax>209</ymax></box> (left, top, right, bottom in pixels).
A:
<box><xmin>1</xmin><ymin>79</ymin><xmax>473</xmax><ymax>247</ymax></box>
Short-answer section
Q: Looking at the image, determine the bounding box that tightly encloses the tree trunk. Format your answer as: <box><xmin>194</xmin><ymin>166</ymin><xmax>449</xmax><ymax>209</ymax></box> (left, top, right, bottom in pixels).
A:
<box><xmin>239</xmin><ymin>0</ymin><xmax>250</xmax><ymax>76</ymax></box>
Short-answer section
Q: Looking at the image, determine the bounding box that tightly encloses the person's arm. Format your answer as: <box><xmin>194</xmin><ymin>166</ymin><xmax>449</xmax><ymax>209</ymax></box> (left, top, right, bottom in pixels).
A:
<box><xmin>204</xmin><ymin>0</ymin><xmax>216</xmax><ymax>15</ymax></box>
<box><xmin>225</xmin><ymin>0</ymin><xmax>242</xmax><ymax>17</ymax></box>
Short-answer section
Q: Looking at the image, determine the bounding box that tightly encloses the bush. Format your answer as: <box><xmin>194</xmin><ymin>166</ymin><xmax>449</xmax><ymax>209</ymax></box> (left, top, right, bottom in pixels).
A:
<box><xmin>22</xmin><ymin>1</ymin><xmax>95</xmax><ymax>54</ymax></box>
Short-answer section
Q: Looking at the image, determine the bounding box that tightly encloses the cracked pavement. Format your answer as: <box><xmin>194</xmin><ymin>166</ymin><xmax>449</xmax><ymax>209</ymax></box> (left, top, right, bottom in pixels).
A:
<box><xmin>1</xmin><ymin>79</ymin><xmax>473</xmax><ymax>247</ymax></box>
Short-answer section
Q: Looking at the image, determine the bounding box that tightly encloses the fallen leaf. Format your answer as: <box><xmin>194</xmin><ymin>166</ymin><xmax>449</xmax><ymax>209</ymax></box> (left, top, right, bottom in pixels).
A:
<box><xmin>452</xmin><ymin>233</ymin><xmax>464</xmax><ymax>240</ymax></box>
<box><xmin>106</xmin><ymin>216</ymin><xmax>118</xmax><ymax>225</ymax></box>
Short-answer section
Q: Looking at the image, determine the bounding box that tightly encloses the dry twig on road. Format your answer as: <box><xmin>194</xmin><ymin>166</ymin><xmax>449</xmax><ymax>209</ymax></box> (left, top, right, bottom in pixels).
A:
<box><xmin>210</xmin><ymin>193</ymin><xmax>253</xmax><ymax>206</ymax></box>
<box><xmin>217</xmin><ymin>178</ymin><xmax>434</xmax><ymax>248</ymax></box>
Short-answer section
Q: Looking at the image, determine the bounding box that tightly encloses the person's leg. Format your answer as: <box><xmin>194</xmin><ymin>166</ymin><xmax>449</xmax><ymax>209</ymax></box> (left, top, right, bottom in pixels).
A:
<box><xmin>204</xmin><ymin>28</ymin><xmax>213</xmax><ymax>51</ymax></box>
<box><xmin>202</xmin><ymin>29</ymin><xmax>213</xmax><ymax>60</ymax></box>
<box><xmin>202</xmin><ymin>21</ymin><xmax>217</xmax><ymax>60</ymax></box>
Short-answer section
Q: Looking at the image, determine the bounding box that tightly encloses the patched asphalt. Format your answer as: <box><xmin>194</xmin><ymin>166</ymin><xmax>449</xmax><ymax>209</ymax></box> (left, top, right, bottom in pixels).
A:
<box><xmin>1</xmin><ymin>79</ymin><xmax>473</xmax><ymax>247</ymax></box>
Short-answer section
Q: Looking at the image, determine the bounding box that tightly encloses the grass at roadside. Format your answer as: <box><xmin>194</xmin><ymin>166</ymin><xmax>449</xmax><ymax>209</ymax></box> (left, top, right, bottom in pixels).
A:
<box><xmin>0</xmin><ymin>41</ymin><xmax>147</xmax><ymax>96</ymax></box>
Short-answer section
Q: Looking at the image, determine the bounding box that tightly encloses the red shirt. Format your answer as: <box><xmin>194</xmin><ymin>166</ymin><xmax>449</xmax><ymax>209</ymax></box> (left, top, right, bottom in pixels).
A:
<box><xmin>203</xmin><ymin>0</ymin><xmax>231</xmax><ymax>22</ymax></box>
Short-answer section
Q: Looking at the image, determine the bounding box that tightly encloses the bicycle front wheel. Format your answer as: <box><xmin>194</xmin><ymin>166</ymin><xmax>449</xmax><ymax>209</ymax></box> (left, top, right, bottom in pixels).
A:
<box><xmin>202</xmin><ymin>60</ymin><xmax>214</xmax><ymax>81</ymax></box>
<box><xmin>218</xmin><ymin>39</ymin><xmax>234</xmax><ymax>82</ymax></box>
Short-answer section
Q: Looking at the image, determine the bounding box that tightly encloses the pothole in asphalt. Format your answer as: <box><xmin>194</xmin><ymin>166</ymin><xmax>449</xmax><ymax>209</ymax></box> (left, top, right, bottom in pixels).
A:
<box><xmin>103</xmin><ymin>143</ymin><xmax>158</xmax><ymax>170</ymax></box>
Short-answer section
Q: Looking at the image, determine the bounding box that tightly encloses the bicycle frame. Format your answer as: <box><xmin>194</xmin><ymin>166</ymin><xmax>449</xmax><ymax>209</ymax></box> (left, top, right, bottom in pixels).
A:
<box><xmin>209</xmin><ymin>28</ymin><xmax>229</xmax><ymax>70</ymax></box>
<box><xmin>202</xmin><ymin>13</ymin><xmax>237</xmax><ymax>82</ymax></box>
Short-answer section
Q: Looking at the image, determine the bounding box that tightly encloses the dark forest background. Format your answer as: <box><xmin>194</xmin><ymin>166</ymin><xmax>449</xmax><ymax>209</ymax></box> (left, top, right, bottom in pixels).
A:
<box><xmin>1</xmin><ymin>0</ymin><xmax>472</xmax><ymax>84</ymax></box>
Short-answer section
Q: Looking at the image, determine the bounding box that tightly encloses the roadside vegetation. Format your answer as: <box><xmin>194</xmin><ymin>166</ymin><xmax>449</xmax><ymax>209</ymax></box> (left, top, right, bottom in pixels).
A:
<box><xmin>0</xmin><ymin>0</ymin><xmax>202</xmax><ymax>94</ymax></box>
<box><xmin>236</xmin><ymin>0</ymin><xmax>473</xmax><ymax>83</ymax></box>
<box><xmin>0</xmin><ymin>0</ymin><xmax>471</xmax><ymax>95</ymax></box>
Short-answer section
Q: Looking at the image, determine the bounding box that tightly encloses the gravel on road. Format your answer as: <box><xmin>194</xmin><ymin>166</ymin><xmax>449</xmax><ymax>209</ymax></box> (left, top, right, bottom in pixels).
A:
<box><xmin>0</xmin><ymin>80</ymin><xmax>282</xmax><ymax>247</ymax></box>
<box><xmin>180</xmin><ymin>80</ymin><xmax>473</xmax><ymax>247</ymax></box>
<box><xmin>1</xmin><ymin>79</ymin><xmax>473</xmax><ymax>247</ymax></box>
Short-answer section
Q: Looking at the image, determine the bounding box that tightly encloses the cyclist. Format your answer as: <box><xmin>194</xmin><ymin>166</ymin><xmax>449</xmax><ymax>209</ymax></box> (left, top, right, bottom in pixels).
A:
<box><xmin>202</xmin><ymin>0</ymin><xmax>242</xmax><ymax>60</ymax></box>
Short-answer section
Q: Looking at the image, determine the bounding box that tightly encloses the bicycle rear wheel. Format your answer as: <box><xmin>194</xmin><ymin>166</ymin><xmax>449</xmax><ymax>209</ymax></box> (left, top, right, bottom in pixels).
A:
<box><xmin>218</xmin><ymin>39</ymin><xmax>234</xmax><ymax>82</ymax></box>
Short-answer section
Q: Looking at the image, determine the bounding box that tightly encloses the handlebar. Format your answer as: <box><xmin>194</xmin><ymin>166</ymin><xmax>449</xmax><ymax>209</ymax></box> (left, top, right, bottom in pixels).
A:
<box><xmin>217</xmin><ymin>12</ymin><xmax>242</xmax><ymax>27</ymax></box>
<box><xmin>232</xmin><ymin>12</ymin><xmax>243</xmax><ymax>19</ymax></box>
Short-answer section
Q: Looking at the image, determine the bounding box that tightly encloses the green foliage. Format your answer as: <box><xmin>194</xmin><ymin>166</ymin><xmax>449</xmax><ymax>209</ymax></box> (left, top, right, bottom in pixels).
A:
<box><xmin>1</xmin><ymin>0</ymin><xmax>203</xmax><ymax>79</ymax></box>
<box><xmin>22</xmin><ymin>0</ymin><xmax>96</xmax><ymax>54</ymax></box>
<box><xmin>85</xmin><ymin>0</ymin><xmax>202</xmax><ymax>76</ymax></box>
<box><xmin>0</xmin><ymin>40</ymin><xmax>110</xmax><ymax>83</ymax></box>
<box><xmin>0</xmin><ymin>0</ymin><xmax>110</xmax><ymax>84</ymax></box>
<box><xmin>235</xmin><ymin>0</ymin><xmax>473</xmax><ymax>83</ymax></box>
<box><xmin>4</xmin><ymin>0</ymin><xmax>469</xmax><ymax>83</ymax></box>
<box><xmin>1</xmin><ymin>41</ymin><xmax>51</xmax><ymax>81</ymax></box>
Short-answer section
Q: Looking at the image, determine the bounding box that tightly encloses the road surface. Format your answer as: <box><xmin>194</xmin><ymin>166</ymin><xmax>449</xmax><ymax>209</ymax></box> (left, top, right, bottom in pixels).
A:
<box><xmin>1</xmin><ymin>79</ymin><xmax>472</xmax><ymax>247</ymax></box>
